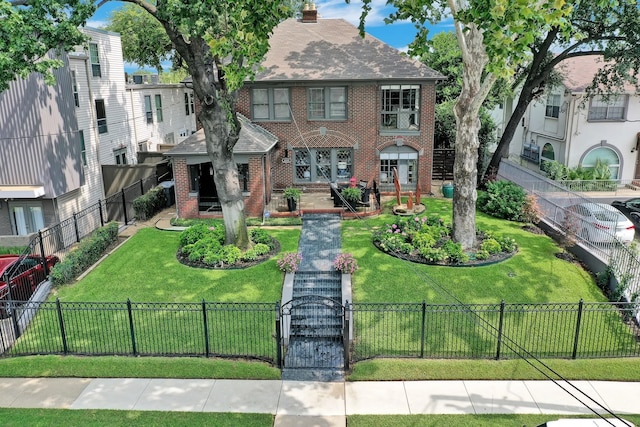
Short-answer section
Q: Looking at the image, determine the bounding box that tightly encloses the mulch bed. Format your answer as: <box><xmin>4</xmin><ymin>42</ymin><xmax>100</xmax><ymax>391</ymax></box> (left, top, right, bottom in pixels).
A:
<box><xmin>176</xmin><ymin>238</ymin><xmax>280</xmax><ymax>270</ymax></box>
<box><xmin>372</xmin><ymin>240</ymin><xmax>515</xmax><ymax>267</ymax></box>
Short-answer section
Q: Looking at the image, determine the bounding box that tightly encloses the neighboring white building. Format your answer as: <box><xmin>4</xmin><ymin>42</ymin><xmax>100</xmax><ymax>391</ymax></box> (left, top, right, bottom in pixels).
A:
<box><xmin>505</xmin><ymin>55</ymin><xmax>640</xmax><ymax>182</ymax></box>
<box><xmin>125</xmin><ymin>80</ymin><xmax>196</xmax><ymax>153</ymax></box>
<box><xmin>0</xmin><ymin>26</ymin><xmax>196</xmax><ymax>236</ymax></box>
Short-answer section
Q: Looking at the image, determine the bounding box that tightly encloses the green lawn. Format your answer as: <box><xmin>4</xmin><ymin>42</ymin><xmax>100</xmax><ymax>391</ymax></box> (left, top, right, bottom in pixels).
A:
<box><xmin>342</xmin><ymin>198</ymin><xmax>603</xmax><ymax>304</ymax></box>
<box><xmin>54</xmin><ymin>227</ymin><xmax>300</xmax><ymax>303</ymax></box>
<box><xmin>5</xmin><ymin>198</ymin><xmax>639</xmax><ymax>379</ymax></box>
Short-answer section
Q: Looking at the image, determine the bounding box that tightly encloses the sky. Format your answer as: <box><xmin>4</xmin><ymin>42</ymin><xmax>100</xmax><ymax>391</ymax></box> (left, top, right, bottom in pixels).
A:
<box><xmin>87</xmin><ymin>0</ymin><xmax>454</xmax><ymax>73</ymax></box>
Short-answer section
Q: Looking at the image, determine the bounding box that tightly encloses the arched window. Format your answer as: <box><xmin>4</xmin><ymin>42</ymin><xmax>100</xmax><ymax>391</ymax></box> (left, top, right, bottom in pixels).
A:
<box><xmin>581</xmin><ymin>147</ymin><xmax>620</xmax><ymax>179</ymax></box>
<box><xmin>542</xmin><ymin>143</ymin><xmax>555</xmax><ymax>161</ymax></box>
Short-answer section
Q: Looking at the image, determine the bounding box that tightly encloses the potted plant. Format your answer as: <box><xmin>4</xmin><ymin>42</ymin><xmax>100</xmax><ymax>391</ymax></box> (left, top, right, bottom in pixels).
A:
<box><xmin>341</xmin><ymin>187</ymin><xmax>362</xmax><ymax>210</ymax></box>
<box><xmin>283</xmin><ymin>187</ymin><xmax>302</xmax><ymax>211</ymax></box>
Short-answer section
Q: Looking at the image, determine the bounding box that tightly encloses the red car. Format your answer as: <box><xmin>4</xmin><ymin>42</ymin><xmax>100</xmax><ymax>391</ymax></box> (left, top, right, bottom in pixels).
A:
<box><xmin>0</xmin><ymin>254</ymin><xmax>59</xmax><ymax>318</ymax></box>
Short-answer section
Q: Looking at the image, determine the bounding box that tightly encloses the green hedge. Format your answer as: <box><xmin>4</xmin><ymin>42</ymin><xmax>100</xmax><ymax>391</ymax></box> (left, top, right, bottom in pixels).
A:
<box><xmin>133</xmin><ymin>185</ymin><xmax>167</xmax><ymax>221</ymax></box>
<box><xmin>50</xmin><ymin>222</ymin><xmax>119</xmax><ymax>286</ymax></box>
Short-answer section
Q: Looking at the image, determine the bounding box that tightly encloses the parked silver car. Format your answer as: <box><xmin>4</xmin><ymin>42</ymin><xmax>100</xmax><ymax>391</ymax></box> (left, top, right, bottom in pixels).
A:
<box><xmin>565</xmin><ymin>203</ymin><xmax>635</xmax><ymax>244</ymax></box>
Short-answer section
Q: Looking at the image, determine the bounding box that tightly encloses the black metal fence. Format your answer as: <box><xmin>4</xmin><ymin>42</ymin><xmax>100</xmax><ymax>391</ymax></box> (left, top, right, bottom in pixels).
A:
<box><xmin>0</xmin><ymin>176</ymin><xmax>158</xmax><ymax>333</ymax></box>
<box><xmin>5</xmin><ymin>299</ymin><xmax>277</xmax><ymax>362</ymax></box>
<box><xmin>1</xmin><ymin>298</ymin><xmax>638</xmax><ymax>364</ymax></box>
<box><xmin>349</xmin><ymin>300</ymin><xmax>640</xmax><ymax>362</ymax></box>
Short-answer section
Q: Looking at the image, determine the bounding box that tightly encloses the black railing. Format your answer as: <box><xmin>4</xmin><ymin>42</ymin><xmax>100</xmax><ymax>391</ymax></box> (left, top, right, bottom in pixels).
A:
<box><xmin>0</xmin><ymin>176</ymin><xmax>158</xmax><ymax>327</ymax></box>
<box><xmin>5</xmin><ymin>299</ymin><xmax>277</xmax><ymax>361</ymax></box>
<box><xmin>1</xmin><ymin>298</ymin><xmax>638</xmax><ymax>363</ymax></box>
<box><xmin>349</xmin><ymin>301</ymin><xmax>640</xmax><ymax>362</ymax></box>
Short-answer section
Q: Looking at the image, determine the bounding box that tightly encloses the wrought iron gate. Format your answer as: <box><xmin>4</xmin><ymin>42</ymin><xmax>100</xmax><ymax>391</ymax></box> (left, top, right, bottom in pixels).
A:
<box><xmin>277</xmin><ymin>296</ymin><xmax>349</xmax><ymax>371</ymax></box>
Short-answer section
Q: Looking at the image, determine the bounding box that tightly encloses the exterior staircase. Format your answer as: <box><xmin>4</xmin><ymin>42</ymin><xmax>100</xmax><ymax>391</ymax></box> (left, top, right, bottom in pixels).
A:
<box><xmin>281</xmin><ymin>214</ymin><xmax>346</xmax><ymax>381</ymax></box>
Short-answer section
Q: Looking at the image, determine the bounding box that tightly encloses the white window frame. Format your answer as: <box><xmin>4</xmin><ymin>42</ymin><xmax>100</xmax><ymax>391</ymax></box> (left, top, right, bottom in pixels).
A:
<box><xmin>95</xmin><ymin>99</ymin><xmax>107</xmax><ymax>134</ymax></box>
<box><xmin>293</xmin><ymin>148</ymin><xmax>352</xmax><ymax>183</ymax></box>
<box><xmin>144</xmin><ymin>95</ymin><xmax>153</xmax><ymax>124</ymax></box>
<box><xmin>71</xmin><ymin>70</ymin><xmax>79</xmax><ymax>107</ymax></box>
<box><xmin>380</xmin><ymin>84</ymin><xmax>420</xmax><ymax>131</ymax></box>
<box><xmin>545</xmin><ymin>93</ymin><xmax>561</xmax><ymax>118</ymax></box>
<box><xmin>79</xmin><ymin>130</ymin><xmax>87</xmax><ymax>166</ymax></box>
<box><xmin>114</xmin><ymin>148</ymin><xmax>127</xmax><ymax>165</ymax></box>
<box><xmin>587</xmin><ymin>95</ymin><xmax>628</xmax><ymax>121</ymax></box>
<box><xmin>89</xmin><ymin>43</ymin><xmax>101</xmax><ymax>78</ymax></box>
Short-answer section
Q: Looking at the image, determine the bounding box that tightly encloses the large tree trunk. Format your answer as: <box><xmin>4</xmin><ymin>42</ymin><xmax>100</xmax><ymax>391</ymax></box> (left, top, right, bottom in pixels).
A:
<box><xmin>451</xmin><ymin>22</ymin><xmax>496</xmax><ymax>250</ymax></box>
<box><xmin>164</xmin><ymin>34</ymin><xmax>251</xmax><ymax>249</ymax></box>
<box><xmin>200</xmin><ymin>104</ymin><xmax>250</xmax><ymax>249</ymax></box>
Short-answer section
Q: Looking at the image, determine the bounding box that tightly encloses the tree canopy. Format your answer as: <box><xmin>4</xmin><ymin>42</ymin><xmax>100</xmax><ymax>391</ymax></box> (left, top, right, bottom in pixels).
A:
<box><xmin>357</xmin><ymin>0</ymin><xmax>573</xmax><ymax>249</ymax></box>
<box><xmin>485</xmin><ymin>0</ymin><xmax>640</xmax><ymax>179</ymax></box>
<box><xmin>105</xmin><ymin>3</ymin><xmax>174</xmax><ymax>74</ymax></box>
<box><xmin>0</xmin><ymin>0</ymin><xmax>94</xmax><ymax>91</ymax></box>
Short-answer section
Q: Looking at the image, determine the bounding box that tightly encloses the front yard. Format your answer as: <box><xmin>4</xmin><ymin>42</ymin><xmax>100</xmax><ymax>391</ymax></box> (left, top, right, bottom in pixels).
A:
<box><xmin>5</xmin><ymin>197</ymin><xmax>639</xmax><ymax>379</ymax></box>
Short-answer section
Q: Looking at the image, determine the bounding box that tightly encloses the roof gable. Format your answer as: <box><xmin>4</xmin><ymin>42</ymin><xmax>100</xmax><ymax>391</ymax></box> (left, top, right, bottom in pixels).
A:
<box><xmin>165</xmin><ymin>114</ymin><xmax>278</xmax><ymax>157</ymax></box>
<box><xmin>559</xmin><ymin>55</ymin><xmax>637</xmax><ymax>93</ymax></box>
<box><xmin>254</xmin><ymin>18</ymin><xmax>442</xmax><ymax>82</ymax></box>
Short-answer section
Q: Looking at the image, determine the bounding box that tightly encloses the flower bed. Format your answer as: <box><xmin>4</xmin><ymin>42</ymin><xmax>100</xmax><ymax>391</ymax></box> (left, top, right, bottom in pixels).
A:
<box><xmin>372</xmin><ymin>214</ymin><xmax>517</xmax><ymax>266</ymax></box>
<box><xmin>177</xmin><ymin>224</ymin><xmax>279</xmax><ymax>269</ymax></box>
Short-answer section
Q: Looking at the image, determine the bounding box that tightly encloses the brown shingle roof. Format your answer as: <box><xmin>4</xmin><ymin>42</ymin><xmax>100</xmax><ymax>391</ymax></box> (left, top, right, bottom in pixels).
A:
<box><xmin>165</xmin><ymin>114</ymin><xmax>278</xmax><ymax>156</ymax></box>
<box><xmin>253</xmin><ymin>18</ymin><xmax>442</xmax><ymax>82</ymax></box>
<box><xmin>559</xmin><ymin>55</ymin><xmax>636</xmax><ymax>93</ymax></box>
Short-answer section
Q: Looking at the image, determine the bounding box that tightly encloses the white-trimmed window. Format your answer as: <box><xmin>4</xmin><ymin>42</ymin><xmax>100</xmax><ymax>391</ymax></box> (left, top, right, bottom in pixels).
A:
<box><xmin>588</xmin><ymin>95</ymin><xmax>628</xmax><ymax>121</ymax></box>
<box><xmin>307</xmin><ymin>87</ymin><xmax>347</xmax><ymax>120</ymax></box>
<box><xmin>79</xmin><ymin>130</ymin><xmax>87</xmax><ymax>166</ymax></box>
<box><xmin>144</xmin><ymin>95</ymin><xmax>153</xmax><ymax>124</ymax></box>
<box><xmin>184</xmin><ymin>93</ymin><xmax>190</xmax><ymax>115</ymax></box>
<box><xmin>294</xmin><ymin>148</ymin><xmax>352</xmax><ymax>182</ymax></box>
<box><xmin>581</xmin><ymin>147</ymin><xmax>620</xmax><ymax>179</ymax></box>
<box><xmin>71</xmin><ymin>70</ymin><xmax>79</xmax><ymax>107</ymax></box>
<box><xmin>95</xmin><ymin>99</ymin><xmax>107</xmax><ymax>134</ymax></box>
<box><xmin>89</xmin><ymin>43</ymin><xmax>101</xmax><ymax>77</ymax></box>
<box><xmin>115</xmin><ymin>148</ymin><xmax>127</xmax><ymax>165</ymax></box>
<box><xmin>545</xmin><ymin>93</ymin><xmax>561</xmax><ymax>118</ymax></box>
<box><xmin>252</xmin><ymin>88</ymin><xmax>290</xmax><ymax>120</ymax></box>
<box><xmin>380</xmin><ymin>151</ymin><xmax>418</xmax><ymax>184</ymax></box>
<box><xmin>10</xmin><ymin>203</ymin><xmax>45</xmax><ymax>235</ymax></box>
<box><xmin>155</xmin><ymin>94</ymin><xmax>163</xmax><ymax>122</ymax></box>
<box><xmin>381</xmin><ymin>85</ymin><xmax>420</xmax><ymax>131</ymax></box>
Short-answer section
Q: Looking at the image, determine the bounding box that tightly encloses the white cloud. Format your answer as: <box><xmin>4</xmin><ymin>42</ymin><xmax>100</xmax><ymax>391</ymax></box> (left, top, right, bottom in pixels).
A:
<box><xmin>315</xmin><ymin>0</ymin><xmax>393</xmax><ymax>27</ymax></box>
<box><xmin>86</xmin><ymin>19</ymin><xmax>109</xmax><ymax>29</ymax></box>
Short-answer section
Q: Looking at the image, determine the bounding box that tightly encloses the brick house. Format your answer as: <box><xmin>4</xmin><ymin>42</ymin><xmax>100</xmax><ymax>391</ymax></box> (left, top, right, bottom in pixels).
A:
<box><xmin>167</xmin><ymin>12</ymin><xmax>442</xmax><ymax>219</ymax></box>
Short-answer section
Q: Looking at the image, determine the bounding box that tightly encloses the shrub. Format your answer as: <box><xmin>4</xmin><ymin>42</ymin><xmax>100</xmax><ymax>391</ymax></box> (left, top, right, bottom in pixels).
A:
<box><xmin>219</xmin><ymin>245</ymin><xmax>243</xmax><ymax>265</ymax></box>
<box><xmin>496</xmin><ymin>236</ymin><xmax>518</xmax><ymax>253</ymax></box>
<box><xmin>133</xmin><ymin>185</ymin><xmax>167</xmax><ymax>221</ymax></box>
<box><xmin>180</xmin><ymin>224</ymin><xmax>216</xmax><ymax>246</ymax></box>
<box><xmin>411</xmin><ymin>232</ymin><xmax>437</xmax><ymax>251</ymax></box>
<box><xmin>250</xmin><ymin>228</ymin><xmax>273</xmax><ymax>248</ymax></box>
<box><xmin>477</xmin><ymin>180</ymin><xmax>527</xmax><ymax>221</ymax></box>
<box><xmin>481</xmin><ymin>238</ymin><xmax>502</xmax><ymax>255</ymax></box>
<box><xmin>334</xmin><ymin>253</ymin><xmax>359</xmax><ymax>274</ymax></box>
<box><xmin>419</xmin><ymin>246</ymin><xmax>448</xmax><ymax>262</ymax></box>
<box><xmin>520</xmin><ymin>194</ymin><xmax>542</xmax><ymax>224</ymax></box>
<box><xmin>475</xmin><ymin>250</ymin><xmax>490</xmax><ymax>260</ymax></box>
<box><xmin>50</xmin><ymin>222</ymin><xmax>119</xmax><ymax>286</ymax></box>
<box><xmin>443</xmin><ymin>240</ymin><xmax>469</xmax><ymax>264</ymax></box>
<box><xmin>277</xmin><ymin>252</ymin><xmax>302</xmax><ymax>273</ymax></box>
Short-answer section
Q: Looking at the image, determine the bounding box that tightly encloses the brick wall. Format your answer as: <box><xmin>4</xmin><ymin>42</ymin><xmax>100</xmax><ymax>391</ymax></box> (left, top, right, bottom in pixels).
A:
<box><xmin>237</xmin><ymin>81</ymin><xmax>436</xmax><ymax>194</ymax></box>
<box><xmin>173</xmin><ymin>157</ymin><xmax>199</xmax><ymax>218</ymax></box>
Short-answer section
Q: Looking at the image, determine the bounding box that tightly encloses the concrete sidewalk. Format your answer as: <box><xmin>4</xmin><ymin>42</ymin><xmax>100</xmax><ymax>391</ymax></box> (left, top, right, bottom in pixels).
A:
<box><xmin>0</xmin><ymin>378</ymin><xmax>638</xmax><ymax>426</ymax></box>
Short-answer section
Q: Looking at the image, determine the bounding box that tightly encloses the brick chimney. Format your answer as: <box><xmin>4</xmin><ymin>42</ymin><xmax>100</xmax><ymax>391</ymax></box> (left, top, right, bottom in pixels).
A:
<box><xmin>302</xmin><ymin>3</ymin><xmax>317</xmax><ymax>23</ymax></box>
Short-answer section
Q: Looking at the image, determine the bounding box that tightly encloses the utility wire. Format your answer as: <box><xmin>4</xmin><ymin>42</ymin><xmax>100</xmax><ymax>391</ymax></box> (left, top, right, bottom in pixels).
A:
<box><xmin>285</xmin><ymin>103</ymin><xmax>631</xmax><ymax>427</ymax></box>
